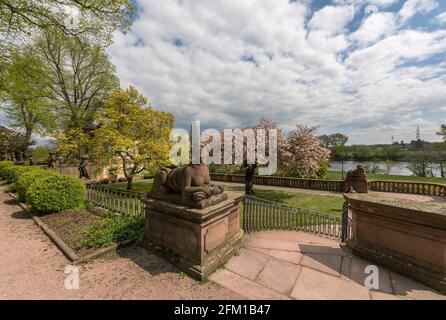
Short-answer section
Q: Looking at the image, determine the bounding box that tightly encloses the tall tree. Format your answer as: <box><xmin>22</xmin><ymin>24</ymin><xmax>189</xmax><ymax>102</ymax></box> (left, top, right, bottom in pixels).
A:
<box><xmin>427</xmin><ymin>143</ymin><xmax>446</xmax><ymax>178</ymax></box>
<box><xmin>282</xmin><ymin>125</ymin><xmax>331</xmax><ymax>178</ymax></box>
<box><xmin>35</xmin><ymin>30</ymin><xmax>119</xmax><ymax>132</ymax></box>
<box><xmin>318</xmin><ymin>133</ymin><xmax>348</xmax><ymax>149</ymax></box>
<box><xmin>0</xmin><ymin>0</ymin><xmax>135</xmax><ymax>50</ymax></box>
<box><xmin>0</xmin><ymin>125</ymin><xmax>29</xmax><ymax>161</ymax></box>
<box><xmin>91</xmin><ymin>86</ymin><xmax>175</xmax><ymax>190</ymax></box>
<box><xmin>0</xmin><ymin>48</ymin><xmax>55</xmax><ymax>153</ymax></box>
<box><xmin>437</xmin><ymin>125</ymin><xmax>446</xmax><ymax>141</ymax></box>
<box><xmin>407</xmin><ymin>151</ymin><xmax>433</xmax><ymax>177</ymax></box>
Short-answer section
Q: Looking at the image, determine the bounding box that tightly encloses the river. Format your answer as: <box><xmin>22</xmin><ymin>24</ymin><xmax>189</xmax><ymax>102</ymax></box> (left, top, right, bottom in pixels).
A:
<box><xmin>329</xmin><ymin>161</ymin><xmax>444</xmax><ymax>178</ymax></box>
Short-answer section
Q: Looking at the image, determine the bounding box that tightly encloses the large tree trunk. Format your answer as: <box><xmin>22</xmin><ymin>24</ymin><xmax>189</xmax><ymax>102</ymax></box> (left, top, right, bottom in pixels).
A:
<box><xmin>245</xmin><ymin>164</ymin><xmax>257</xmax><ymax>195</ymax></box>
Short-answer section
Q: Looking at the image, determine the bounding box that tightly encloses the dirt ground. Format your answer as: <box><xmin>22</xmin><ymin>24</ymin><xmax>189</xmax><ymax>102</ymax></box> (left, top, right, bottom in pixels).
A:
<box><xmin>38</xmin><ymin>210</ymin><xmax>102</xmax><ymax>257</ymax></box>
<box><xmin>0</xmin><ymin>186</ymin><xmax>243</xmax><ymax>300</ymax></box>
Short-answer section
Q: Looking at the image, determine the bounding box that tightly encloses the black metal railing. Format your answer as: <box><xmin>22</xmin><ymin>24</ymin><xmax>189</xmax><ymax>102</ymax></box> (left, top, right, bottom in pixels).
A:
<box><xmin>242</xmin><ymin>195</ymin><xmax>350</xmax><ymax>240</ymax></box>
<box><xmin>86</xmin><ymin>184</ymin><xmax>145</xmax><ymax>216</ymax></box>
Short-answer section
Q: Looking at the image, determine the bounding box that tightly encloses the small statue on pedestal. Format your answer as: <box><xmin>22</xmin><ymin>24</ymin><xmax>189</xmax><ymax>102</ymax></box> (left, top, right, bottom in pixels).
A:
<box><xmin>78</xmin><ymin>155</ymin><xmax>91</xmax><ymax>179</ymax></box>
<box><xmin>344</xmin><ymin>165</ymin><xmax>368</xmax><ymax>193</ymax></box>
<box><xmin>48</xmin><ymin>152</ymin><xmax>58</xmax><ymax>169</ymax></box>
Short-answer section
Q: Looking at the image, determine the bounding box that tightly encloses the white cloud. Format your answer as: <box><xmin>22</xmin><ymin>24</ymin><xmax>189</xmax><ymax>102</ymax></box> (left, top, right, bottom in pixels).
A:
<box><xmin>308</xmin><ymin>5</ymin><xmax>356</xmax><ymax>34</ymax></box>
<box><xmin>436</xmin><ymin>11</ymin><xmax>446</xmax><ymax>24</ymax></box>
<box><xmin>399</xmin><ymin>0</ymin><xmax>439</xmax><ymax>23</ymax></box>
<box><xmin>107</xmin><ymin>0</ymin><xmax>446</xmax><ymax>144</ymax></box>
<box><xmin>349</xmin><ymin>12</ymin><xmax>396</xmax><ymax>45</ymax></box>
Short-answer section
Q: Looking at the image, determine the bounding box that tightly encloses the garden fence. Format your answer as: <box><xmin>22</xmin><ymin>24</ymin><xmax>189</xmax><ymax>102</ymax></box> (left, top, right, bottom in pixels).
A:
<box><xmin>85</xmin><ymin>184</ymin><xmax>353</xmax><ymax>241</ymax></box>
<box><xmin>85</xmin><ymin>184</ymin><xmax>145</xmax><ymax>216</ymax></box>
<box><xmin>242</xmin><ymin>195</ymin><xmax>351</xmax><ymax>241</ymax></box>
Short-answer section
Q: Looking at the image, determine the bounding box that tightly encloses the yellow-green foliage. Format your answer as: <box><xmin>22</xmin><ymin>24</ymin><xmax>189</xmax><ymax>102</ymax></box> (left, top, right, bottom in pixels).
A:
<box><xmin>91</xmin><ymin>86</ymin><xmax>174</xmax><ymax>187</ymax></box>
<box><xmin>26</xmin><ymin>174</ymin><xmax>85</xmax><ymax>213</ymax></box>
<box><xmin>1</xmin><ymin>165</ymin><xmax>38</xmax><ymax>184</ymax></box>
<box><xmin>16</xmin><ymin>168</ymin><xmax>58</xmax><ymax>201</ymax></box>
<box><xmin>0</xmin><ymin>161</ymin><xmax>14</xmax><ymax>178</ymax></box>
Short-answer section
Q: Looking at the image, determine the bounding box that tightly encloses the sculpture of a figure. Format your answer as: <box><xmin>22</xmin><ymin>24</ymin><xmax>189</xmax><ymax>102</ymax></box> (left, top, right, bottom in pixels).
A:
<box><xmin>78</xmin><ymin>155</ymin><xmax>91</xmax><ymax>179</ymax></box>
<box><xmin>348</xmin><ymin>165</ymin><xmax>366</xmax><ymax>177</ymax></box>
<box><xmin>48</xmin><ymin>152</ymin><xmax>58</xmax><ymax>168</ymax></box>
<box><xmin>344</xmin><ymin>165</ymin><xmax>368</xmax><ymax>193</ymax></box>
<box><xmin>150</xmin><ymin>162</ymin><xmax>228</xmax><ymax>209</ymax></box>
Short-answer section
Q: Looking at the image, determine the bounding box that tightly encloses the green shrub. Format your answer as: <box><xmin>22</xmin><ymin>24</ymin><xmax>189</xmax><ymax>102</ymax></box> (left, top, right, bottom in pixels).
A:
<box><xmin>0</xmin><ymin>161</ymin><xmax>14</xmax><ymax>179</ymax></box>
<box><xmin>2</xmin><ymin>165</ymin><xmax>38</xmax><ymax>184</ymax></box>
<box><xmin>26</xmin><ymin>174</ymin><xmax>86</xmax><ymax>213</ymax></box>
<box><xmin>79</xmin><ymin>214</ymin><xmax>144</xmax><ymax>249</ymax></box>
<box><xmin>16</xmin><ymin>169</ymin><xmax>58</xmax><ymax>201</ymax></box>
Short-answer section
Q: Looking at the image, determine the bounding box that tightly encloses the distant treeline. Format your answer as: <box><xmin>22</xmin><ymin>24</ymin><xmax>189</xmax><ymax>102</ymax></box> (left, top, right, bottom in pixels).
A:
<box><xmin>330</xmin><ymin>140</ymin><xmax>442</xmax><ymax>162</ymax></box>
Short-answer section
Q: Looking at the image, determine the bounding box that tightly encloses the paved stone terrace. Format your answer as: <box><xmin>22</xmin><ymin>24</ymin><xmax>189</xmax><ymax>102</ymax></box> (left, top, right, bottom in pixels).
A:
<box><xmin>210</xmin><ymin>231</ymin><xmax>446</xmax><ymax>300</ymax></box>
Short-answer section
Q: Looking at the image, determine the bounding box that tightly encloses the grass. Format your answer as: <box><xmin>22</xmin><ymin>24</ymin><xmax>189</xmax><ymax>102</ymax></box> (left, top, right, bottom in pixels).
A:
<box><xmin>225</xmin><ymin>186</ymin><xmax>343</xmax><ymax>217</ymax></box>
<box><xmin>324</xmin><ymin>170</ymin><xmax>446</xmax><ymax>184</ymax></box>
<box><xmin>103</xmin><ymin>179</ymin><xmax>153</xmax><ymax>192</ymax></box>
<box><xmin>79</xmin><ymin>213</ymin><xmax>145</xmax><ymax>249</ymax></box>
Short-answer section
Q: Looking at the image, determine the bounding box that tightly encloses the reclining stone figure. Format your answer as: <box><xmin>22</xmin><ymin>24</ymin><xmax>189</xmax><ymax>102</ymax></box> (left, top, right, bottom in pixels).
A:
<box><xmin>149</xmin><ymin>162</ymin><xmax>228</xmax><ymax>209</ymax></box>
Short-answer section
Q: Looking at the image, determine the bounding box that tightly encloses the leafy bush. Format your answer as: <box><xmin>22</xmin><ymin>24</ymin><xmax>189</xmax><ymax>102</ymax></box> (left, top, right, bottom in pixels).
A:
<box><xmin>16</xmin><ymin>169</ymin><xmax>58</xmax><ymax>201</ymax></box>
<box><xmin>0</xmin><ymin>161</ymin><xmax>14</xmax><ymax>179</ymax></box>
<box><xmin>79</xmin><ymin>214</ymin><xmax>144</xmax><ymax>249</ymax></box>
<box><xmin>2</xmin><ymin>165</ymin><xmax>38</xmax><ymax>184</ymax></box>
<box><xmin>26</xmin><ymin>174</ymin><xmax>86</xmax><ymax>213</ymax></box>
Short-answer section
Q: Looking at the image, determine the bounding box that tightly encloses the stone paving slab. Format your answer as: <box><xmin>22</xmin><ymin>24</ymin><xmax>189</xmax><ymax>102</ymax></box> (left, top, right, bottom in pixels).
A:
<box><xmin>210</xmin><ymin>269</ymin><xmax>290</xmax><ymax>300</ymax></box>
<box><xmin>389</xmin><ymin>271</ymin><xmax>446</xmax><ymax>300</ymax></box>
<box><xmin>300</xmin><ymin>253</ymin><xmax>343</xmax><ymax>277</ymax></box>
<box><xmin>291</xmin><ymin>267</ymin><xmax>371</xmax><ymax>300</ymax></box>
<box><xmin>268</xmin><ymin>250</ymin><xmax>303</xmax><ymax>265</ymax></box>
<box><xmin>225</xmin><ymin>248</ymin><xmax>268</xmax><ymax>280</ymax></box>
<box><xmin>256</xmin><ymin>259</ymin><xmax>301</xmax><ymax>294</ymax></box>
<box><xmin>215</xmin><ymin>231</ymin><xmax>446</xmax><ymax>300</ymax></box>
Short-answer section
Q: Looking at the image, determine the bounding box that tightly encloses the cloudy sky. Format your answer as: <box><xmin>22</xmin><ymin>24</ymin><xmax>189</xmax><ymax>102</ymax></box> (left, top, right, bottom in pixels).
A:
<box><xmin>107</xmin><ymin>0</ymin><xmax>446</xmax><ymax>144</ymax></box>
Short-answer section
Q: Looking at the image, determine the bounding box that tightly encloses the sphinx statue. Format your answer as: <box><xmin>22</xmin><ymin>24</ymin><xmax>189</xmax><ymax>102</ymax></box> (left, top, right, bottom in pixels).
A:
<box><xmin>150</xmin><ymin>162</ymin><xmax>228</xmax><ymax>209</ymax></box>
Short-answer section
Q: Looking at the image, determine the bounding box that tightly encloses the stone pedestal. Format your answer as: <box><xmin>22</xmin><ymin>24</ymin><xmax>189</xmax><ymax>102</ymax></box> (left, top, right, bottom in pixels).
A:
<box><xmin>141</xmin><ymin>192</ymin><xmax>244</xmax><ymax>280</ymax></box>
<box><xmin>344</xmin><ymin>193</ymin><xmax>446</xmax><ymax>293</ymax></box>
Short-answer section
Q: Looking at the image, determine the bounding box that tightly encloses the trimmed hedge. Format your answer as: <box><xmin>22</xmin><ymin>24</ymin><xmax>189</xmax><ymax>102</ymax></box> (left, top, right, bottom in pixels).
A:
<box><xmin>0</xmin><ymin>161</ymin><xmax>14</xmax><ymax>178</ymax></box>
<box><xmin>16</xmin><ymin>168</ymin><xmax>58</xmax><ymax>201</ymax></box>
<box><xmin>26</xmin><ymin>174</ymin><xmax>85</xmax><ymax>213</ymax></box>
<box><xmin>1</xmin><ymin>165</ymin><xmax>38</xmax><ymax>184</ymax></box>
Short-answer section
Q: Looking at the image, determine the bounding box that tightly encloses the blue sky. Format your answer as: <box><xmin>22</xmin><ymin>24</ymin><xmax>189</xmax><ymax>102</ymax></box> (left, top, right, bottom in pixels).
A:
<box><xmin>4</xmin><ymin>1</ymin><xmax>445</xmax><ymax>145</ymax></box>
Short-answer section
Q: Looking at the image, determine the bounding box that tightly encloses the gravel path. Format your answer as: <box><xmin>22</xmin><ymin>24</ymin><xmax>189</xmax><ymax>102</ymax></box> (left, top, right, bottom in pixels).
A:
<box><xmin>0</xmin><ymin>186</ymin><xmax>243</xmax><ymax>300</ymax></box>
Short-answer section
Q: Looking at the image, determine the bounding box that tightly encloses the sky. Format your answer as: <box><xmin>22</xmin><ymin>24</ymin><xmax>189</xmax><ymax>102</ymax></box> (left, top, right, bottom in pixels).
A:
<box><xmin>106</xmin><ymin>0</ymin><xmax>446</xmax><ymax>145</ymax></box>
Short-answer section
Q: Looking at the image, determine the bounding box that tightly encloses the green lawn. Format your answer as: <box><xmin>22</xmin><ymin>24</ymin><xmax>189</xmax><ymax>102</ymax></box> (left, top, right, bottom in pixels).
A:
<box><xmin>324</xmin><ymin>171</ymin><xmax>446</xmax><ymax>184</ymax></box>
<box><xmin>104</xmin><ymin>180</ymin><xmax>153</xmax><ymax>193</ymax></box>
<box><xmin>225</xmin><ymin>186</ymin><xmax>343</xmax><ymax>217</ymax></box>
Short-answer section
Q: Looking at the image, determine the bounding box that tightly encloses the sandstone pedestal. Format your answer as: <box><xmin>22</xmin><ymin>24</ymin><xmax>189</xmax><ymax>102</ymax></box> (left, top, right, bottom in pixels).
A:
<box><xmin>344</xmin><ymin>193</ymin><xmax>446</xmax><ymax>293</ymax></box>
<box><xmin>141</xmin><ymin>192</ymin><xmax>244</xmax><ymax>280</ymax></box>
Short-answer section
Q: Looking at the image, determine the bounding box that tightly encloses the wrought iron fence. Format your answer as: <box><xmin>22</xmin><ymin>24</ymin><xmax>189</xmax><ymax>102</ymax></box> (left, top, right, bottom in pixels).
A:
<box><xmin>85</xmin><ymin>184</ymin><xmax>353</xmax><ymax>241</ymax></box>
<box><xmin>242</xmin><ymin>195</ymin><xmax>351</xmax><ymax>240</ymax></box>
<box><xmin>85</xmin><ymin>184</ymin><xmax>145</xmax><ymax>216</ymax></box>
